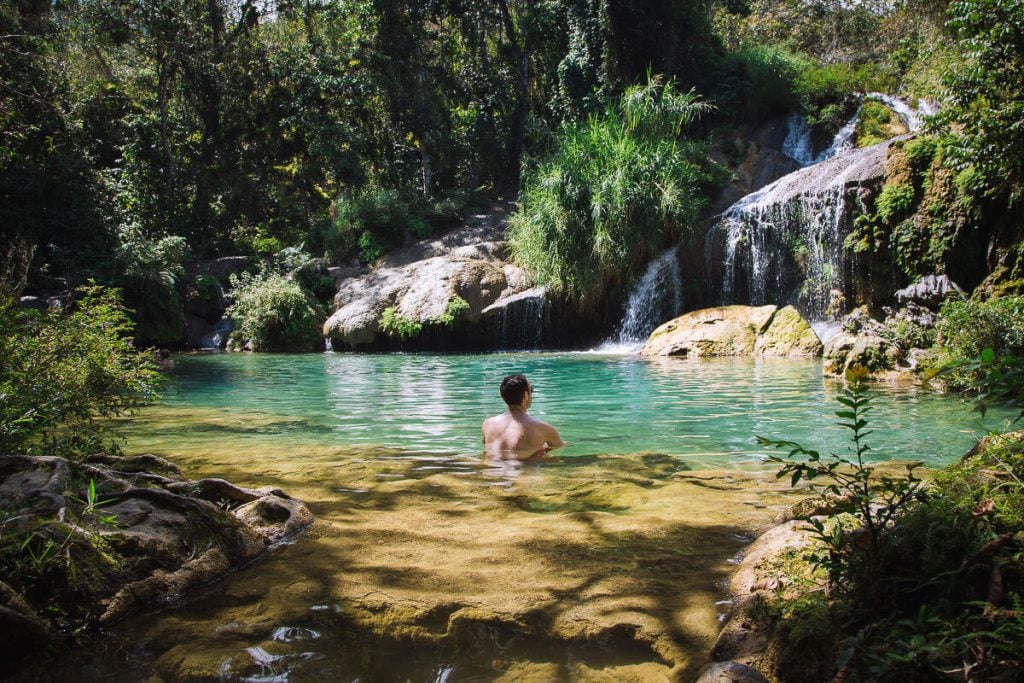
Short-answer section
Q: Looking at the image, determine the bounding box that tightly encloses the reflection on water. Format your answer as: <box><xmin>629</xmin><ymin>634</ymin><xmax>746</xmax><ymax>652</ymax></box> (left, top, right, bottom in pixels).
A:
<box><xmin>134</xmin><ymin>352</ymin><xmax>1006</xmax><ymax>469</ymax></box>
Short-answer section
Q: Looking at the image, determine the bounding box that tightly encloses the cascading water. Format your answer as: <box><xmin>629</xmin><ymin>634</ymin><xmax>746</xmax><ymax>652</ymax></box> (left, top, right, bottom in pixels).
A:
<box><xmin>865</xmin><ymin>92</ymin><xmax>934</xmax><ymax>133</ymax></box>
<box><xmin>709</xmin><ymin>139</ymin><xmax>893</xmax><ymax>320</ymax></box>
<box><xmin>783</xmin><ymin>114</ymin><xmax>817</xmax><ymax>167</ymax></box>
<box><xmin>617</xmin><ymin>249</ymin><xmax>683</xmax><ymax>344</ymax></box>
<box><xmin>783</xmin><ymin>111</ymin><xmax>859</xmax><ymax>167</ymax></box>
<box><xmin>199</xmin><ymin>317</ymin><xmax>233</xmax><ymax>349</ymax></box>
<box><xmin>496</xmin><ymin>288</ymin><xmax>546</xmax><ymax>350</ymax></box>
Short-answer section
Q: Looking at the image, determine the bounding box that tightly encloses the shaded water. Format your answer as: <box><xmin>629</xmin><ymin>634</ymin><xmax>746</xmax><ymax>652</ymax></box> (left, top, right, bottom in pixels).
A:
<box><xmin>32</xmin><ymin>353</ymin><xmax>1010</xmax><ymax>681</ymax></box>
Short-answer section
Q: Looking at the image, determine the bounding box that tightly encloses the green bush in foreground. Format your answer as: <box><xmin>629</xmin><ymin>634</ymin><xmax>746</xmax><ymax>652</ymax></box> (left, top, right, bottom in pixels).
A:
<box><xmin>758</xmin><ymin>365</ymin><xmax>1024</xmax><ymax>680</ymax></box>
<box><xmin>0</xmin><ymin>285</ymin><xmax>162</xmax><ymax>458</ymax></box>
<box><xmin>226</xmin><ymin>272</ymin><xmax>325</xmax><ymax>352</ymax></box>
<box><xmin>509</xmin><ymin>75</ymin><xmax>717</xmax><ymax>309</ymax></box>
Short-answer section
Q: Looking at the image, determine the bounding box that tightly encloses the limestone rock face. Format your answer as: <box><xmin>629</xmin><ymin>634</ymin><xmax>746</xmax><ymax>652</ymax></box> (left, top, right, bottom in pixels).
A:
<box><xmin>695</xmin><ymin>661</ymin><xmax>770</xmax><ymax>683</ymax></box>
<box><xmin>323</xmin><ymin>256</ymin><xmax>518</xmax><ymax>348</ymax></box>
<box><xmin>895</xmin><ymin>274</ymin><xmax>964</xmax><ymax>309</ymax></box>
<box><xmin>323</xmin><ymin>203</ymin><xmax>537</xmax><ymax>350</ymax></box>
<box><xmin>641</xmin><ymin>305</ymin><xmax>822</xmax><ymax>358</ymax></box>
<box><xmin>823</xmin><ymin>331</ymin><xmax>902</xmax><ymax>375</ymax></box>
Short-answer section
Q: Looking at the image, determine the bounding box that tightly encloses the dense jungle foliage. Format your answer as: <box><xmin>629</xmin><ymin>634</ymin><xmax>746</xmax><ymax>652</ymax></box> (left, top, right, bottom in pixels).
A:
<box><xmin>2</xmin><ymin>0</ymin><xmax>1022</xmax><ymax>344</ymax></box>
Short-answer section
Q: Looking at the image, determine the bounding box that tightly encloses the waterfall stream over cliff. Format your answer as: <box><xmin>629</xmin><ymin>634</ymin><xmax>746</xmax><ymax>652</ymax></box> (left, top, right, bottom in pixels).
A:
<box><xmin>700</xmin><ymin>95</ymin><xmax>935</xmax><ymax>321</ymax></box>
<box><xmin>617</xmin><ymin>249</ymin><xmax>683</xmax><ymax>345</ymax></box>
<box><xmin>706</xmin><ymin>137</ymin><xmax>894</xmax><ymax>320</ymax></box>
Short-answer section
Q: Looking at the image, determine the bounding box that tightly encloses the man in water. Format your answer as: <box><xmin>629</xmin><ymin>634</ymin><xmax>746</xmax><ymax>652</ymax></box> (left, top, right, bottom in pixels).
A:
<box><xmin>482</xmin><ymin>373</ymin><xmax>564</xmax><ymax>460</ymax></box>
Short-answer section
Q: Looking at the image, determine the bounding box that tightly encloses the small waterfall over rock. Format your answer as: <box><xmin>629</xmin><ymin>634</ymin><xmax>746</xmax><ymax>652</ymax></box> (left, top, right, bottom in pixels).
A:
<box><xmin>618</xmin><ymin>249</ymin><xmax>682</xmax><ymax>344</ymax></box>
<box><xmin>708</xmin><ymin>138</ymin><xmax>894</xmax><ymax>320</ymax></box>
<box><xmin>199</xmin><ymin>317</ymin><xmax>233</xmax><ymax>349</ymax></box>
<box><xmin>865</xmin><ymin>92</ymin><xmax>933</xmax><ymax>132</ymax></box>
<box><xmin>783</xmin><ymin>114</ymin><xmax>817</xmax><ymax>166</ymax></box>
<box><xmin>485</xmin><ymin>286</ymin><xmax>547</xmax><ymax>350</ymax></box>
<box><xmin>783</xmin><ymin>111</ymin><xmax>859</xmax><ymax>167</ymax></box>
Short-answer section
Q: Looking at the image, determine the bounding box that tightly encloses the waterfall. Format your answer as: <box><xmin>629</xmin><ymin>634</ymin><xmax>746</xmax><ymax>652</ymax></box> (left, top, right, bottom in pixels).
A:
<box><xmin>200</xmin><ymin>317</ymin><xmax>233</xmax><ymax>349</ymax></box>
<box><xmin>494</xmin><ymin>288</ymin><xmax>546</xmax><ymax>350</ymax></box>
<box><xmin>783</xmin><ymin>111</ymin><xmax>859</xmax><ymax>167</ymax></box>
<box><xmin>618</xmin><ymin>249</ymin><xmax>682</xmax><ymax>344</ymax></box>
<box><xmin>865</xmin><ymin>92</ymin><xmax>933</xmax><ymax>132</ymax></box>
<box><xmin>710</xmin><ymin>139</ymin><xmax>891</xmax><ymax>320</ymax></box>
<box><xmin>783</xmin><ymin>114</ymin><xmax>816</xmax><ymax>166</ymax></box>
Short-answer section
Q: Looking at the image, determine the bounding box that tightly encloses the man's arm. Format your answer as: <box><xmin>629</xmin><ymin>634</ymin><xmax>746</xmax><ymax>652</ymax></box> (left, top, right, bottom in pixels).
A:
<box><xmin>543</xmin><ymin>423</ymin><xmax>565</xmax><ymax>449</ymax></box>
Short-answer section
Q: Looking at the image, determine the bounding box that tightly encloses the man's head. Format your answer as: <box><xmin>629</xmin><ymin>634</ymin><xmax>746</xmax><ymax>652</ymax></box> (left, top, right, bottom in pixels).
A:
<box><xmin>500</xmin><ymin>373</ymin><xmax>532</xmax><ymax>407</ymax></box>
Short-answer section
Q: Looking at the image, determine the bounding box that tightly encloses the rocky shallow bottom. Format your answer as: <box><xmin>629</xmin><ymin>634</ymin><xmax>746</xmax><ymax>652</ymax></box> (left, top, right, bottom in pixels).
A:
<box><xmin>16</xmin><ymin>444</ymin><xmax>810</xmax><ymax>681</ymax></box>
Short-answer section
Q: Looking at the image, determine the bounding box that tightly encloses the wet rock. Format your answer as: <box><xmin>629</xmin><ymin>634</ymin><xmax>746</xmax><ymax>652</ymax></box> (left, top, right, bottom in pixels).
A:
<box><xmin>324</xmin><ymin>257</ymin><xmax>515</xmax><ymax>349</ymax></box>
<box><xmin>0</xmin><ymin>579</ymin><xmax>50</xmax><ymax>675</ymax></box>
<box><xmin>323</xmin><ymin>202</ymin><xmax>543</xmax><ymax>350</ymax></box>
<box><xmin>235</xmin><ymin>495</ymin><xmax>315</xmax><ymax>543</ymax></box>
<box><xmin>695</xmin><ymin>661</ymin><xmax>769</xmax><ymax>683</ymax></box>
<box><xmin>641</xmin><ymin>305</ymin><xmax>822</xmax><ymax>358</ymax></box>
<box><xmin>823</xmin><ymin>331</ymin><xmax>903</xmax><ymax>375</ymax></box>
<box><xmin>883</xmin><ymin>301</ymin><xmax>936</xmax><ymax>331</ymax></box>
<box><xmin>895</xmin><ymin>274</ymin><xmax>965</xmax><ymax>309</ymax></box>
<box><xmin>17</xmin><ymin>295</ymin><xmax>48</xmax><ymax>311</ymax></box>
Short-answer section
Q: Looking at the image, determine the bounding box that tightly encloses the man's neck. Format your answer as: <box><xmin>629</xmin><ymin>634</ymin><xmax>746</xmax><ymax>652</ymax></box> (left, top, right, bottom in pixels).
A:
<box><xmin>508</xmin><ymin>405</ymin><xmax>528</xmax><ymax>414</ymax></box>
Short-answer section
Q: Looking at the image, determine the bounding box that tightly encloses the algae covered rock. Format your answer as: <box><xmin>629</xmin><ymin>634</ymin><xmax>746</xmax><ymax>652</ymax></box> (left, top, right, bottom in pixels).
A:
<box><xmin>823</xmin><ymin>331</ymin><xmax>902</xmax><ymax>375</ymax></box>
<box><xmin>641</xmin><ymin>305</ymin><xmax>822</xmax><ymax>358</ymax></box>
<box><xmin>754</xmin><ymin>306</ymin><xmax>823</xmax><ymax>357</ymax></box>
<box><xmin>641</xmin><ymin>305</ymin><xmax>778</xmax><ymax>357</ymax></box>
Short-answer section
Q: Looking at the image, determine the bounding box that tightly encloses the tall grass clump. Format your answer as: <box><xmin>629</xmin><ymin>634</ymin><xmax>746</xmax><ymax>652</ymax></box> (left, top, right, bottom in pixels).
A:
<box><xmin>509</xmin><ymin>75</ymin><xmax>718</xmax><ymax>308</ymax></box>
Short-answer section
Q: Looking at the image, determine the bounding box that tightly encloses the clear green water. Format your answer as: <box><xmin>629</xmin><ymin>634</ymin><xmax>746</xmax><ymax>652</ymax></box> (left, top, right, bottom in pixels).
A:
<box><xmin>129</xmin><ymin>351</ymin><xmax>1007</xmax><ymax>469</ymax></box>
<box><xmin>33</xmin><ymin>351</ymin><xmax>1013</xmax><ymax>682</ymax></box>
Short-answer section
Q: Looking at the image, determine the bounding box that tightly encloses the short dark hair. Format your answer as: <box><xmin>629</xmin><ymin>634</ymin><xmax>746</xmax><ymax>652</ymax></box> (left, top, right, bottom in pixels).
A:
<box><xmin>500</xmin><ymin>373</ymin><xmax>531</xmax><ymax>406</ymax></box>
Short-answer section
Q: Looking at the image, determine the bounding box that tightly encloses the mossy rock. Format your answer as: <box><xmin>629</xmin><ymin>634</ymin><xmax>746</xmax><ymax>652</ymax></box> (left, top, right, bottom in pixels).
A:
<box><xmin>755</xmin><ymin>306</ymin><xmax>823</xmax><ymax>358</ymax></box>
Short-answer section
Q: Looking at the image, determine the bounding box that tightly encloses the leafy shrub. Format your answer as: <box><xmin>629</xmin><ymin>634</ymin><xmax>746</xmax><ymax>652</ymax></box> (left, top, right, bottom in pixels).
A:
<box><xmin>759</xmin><ymin>367</ymin><xmax>927</xmax><ymax>590</ymax></box>
<box><xmin>115</xmin><ymin>231</ymin><xmax>189</xmax><ymax>346</ymax></box>
<box><xmin>226</xmin><ymin>272</ymin><xmax>325</xmax><ymax>352</ymax></box>
<box><xmin>938</xmin><ymin>296</ymin><xmax>1024</xmax><ymax>362</ymax></box>
<box><xmin>882</xmin><ymin>317</ymin><xmax>936</xmax><ymax>350</ymax></box>
<box><xmin>904</xmin><ymin>136</ymin><xmax>938</xmax><ymax>171</ymax></box>
<box><xmin>378</xmin><ymin>306</ymin><xmax>422</xmax><ymax>340</ymax></box>
<box><xmin>758</xmin><ymin>367</ymin><xmax>1024</xmax><ymax>679</ymax></box>
<box><xmin>432</xmin><ymin>296</ymin><xmax>470</xmax><ymax>328</ymax></box>
<box><xmin>0</xmin><ymin>285</ymin><xmax>163</xmax><ymax>458</ymax></box>
<box><xmin>322</xmin><ymin>187</ymin><xmax>475</xmax><ymax>264</ymax></box>
<box><xmin>854</xmin><ymin>100</ymin><xmax>894</xmax><ymax>147</ymax></box>
<box><xmin>194</xmin><ymin>274</ymin><xmax>222</xmax><ymax>304</ymax></box>
<box><xmin>273</xmin><ymin>246</ymin><xmax>336</xmax><ymax>305</ymax></box>
<box><xmin>713</xmin><ymin>44</ymin><xmax>803</xmax><ymax>121</ymax></box>
<box><xmin>875</xmin><ymin>183</ymin><xmax>914</xmax><ymax>224</ymax></box>
<box><xmin>510</xmin><ymin>75</ymin><xmax>717</xmax><ymax>308</ymax></box>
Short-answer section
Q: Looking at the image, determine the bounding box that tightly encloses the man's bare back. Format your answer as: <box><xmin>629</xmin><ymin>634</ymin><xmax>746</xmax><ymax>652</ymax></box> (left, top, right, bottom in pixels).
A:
<box><xmin>482</xmin><ymin>374</ymin><xmax>564</xmax><ymax>461</ymax></box>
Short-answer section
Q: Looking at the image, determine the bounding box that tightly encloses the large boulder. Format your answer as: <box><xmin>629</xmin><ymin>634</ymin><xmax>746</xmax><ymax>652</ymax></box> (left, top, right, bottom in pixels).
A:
<box><xmin>323</xmin><ymin>256</ymin><xmax>520</xmax><ymax>349</ymax></box>
<box><xmin>0</xmin><ymin>454</ymin><xmax>313</xmax><ymax>673</ymax></box>
<box><xmin>754</xmin><ymin>306</ymin><xmax>823</xmax><ymax>357</ymax></box>
<box><xmin>323</xmin><ymin>204</ymin><xmax>537</xmax><ymax>350</ymax></box>
<box><xmin>895</xmin><ymin>274</ymin><xmax>964</xmax><ymax>309</ymax></box>
<box><xmin>823</xmin><ymin>331</ymin><xmax>903</xmax><ymax>375</ymax></box>
<box><xmin>641</xmin><ymin>305</ymin><xmax>822</xmax><ymax>358</ymax></box>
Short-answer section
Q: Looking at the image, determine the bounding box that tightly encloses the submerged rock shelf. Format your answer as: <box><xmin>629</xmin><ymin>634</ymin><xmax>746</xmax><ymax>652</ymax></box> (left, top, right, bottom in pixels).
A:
<box><xmin>26</xmin><ymin>450</ymin><xmax>809</xmax><ymax>681</ymax></box>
